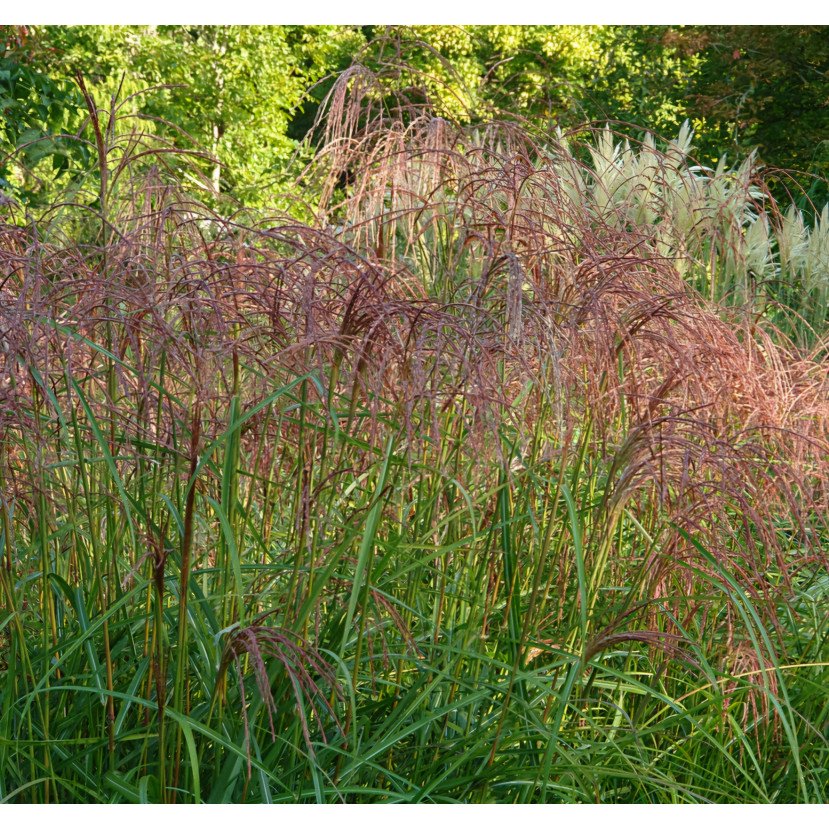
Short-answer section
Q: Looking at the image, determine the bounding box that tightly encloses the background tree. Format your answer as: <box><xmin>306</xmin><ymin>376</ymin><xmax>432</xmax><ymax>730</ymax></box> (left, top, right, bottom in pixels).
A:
<box><xmin>2</xmin><ymin>25</ymin><xmax>827</xmax><ymax>213</ymax></box>
<box><xmin>4</xmin><ymin>25</ymin><xmax>364</xmax><ymax>209</ymax></box>
<box><xmin>0</xmin><ymin>25</ymin><xmax>87</xmax><ymax>208</ymax></box>
<box><xmin>667</xmin><ymin>26</ymin><xmax>829</xmax><ymax>206</ymax></box>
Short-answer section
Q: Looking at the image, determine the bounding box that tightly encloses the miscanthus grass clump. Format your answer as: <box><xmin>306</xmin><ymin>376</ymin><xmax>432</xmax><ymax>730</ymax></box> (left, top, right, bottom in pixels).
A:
<box><xmin>0</xmin><ymin>70</ymin><xmax>827</xmax><ymax>803</ymax></box>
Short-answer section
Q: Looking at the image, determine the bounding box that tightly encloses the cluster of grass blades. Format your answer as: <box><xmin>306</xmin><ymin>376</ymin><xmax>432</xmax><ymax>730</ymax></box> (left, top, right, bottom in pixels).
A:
<box><xmin>0</xmin><ymin>70</ymin><xmax>827</xmax><ymax>803</ymax></box>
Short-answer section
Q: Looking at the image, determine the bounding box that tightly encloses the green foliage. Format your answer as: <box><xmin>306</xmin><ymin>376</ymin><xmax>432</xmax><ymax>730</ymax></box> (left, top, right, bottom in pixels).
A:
<box><xmin>356</xmin><ymin>25</ymin><xmax>828</xmax><ymax>205</ymax></box>
<box><xmin>0</xmin><ymin>26</ymin><xmax>87</xmax><ymax>207</ymax></box>
<box><xmin>666</xmin><ymin>26</ymin><xmax>829</xmax><ymax>203</ymax></box>
<box><xmin>359</xmin><ymin>25</ymin><xmax>699</xmax><ymax>135</ymax></box>
<box><xmin>4</xmin><ymin>25</ymin><xmax>828</xmax><ymax>216</ymax></box>
<box><xmin>5</xmin><ymin>26</ymin><xmax>364</xmax><ymax>208</ymax></box>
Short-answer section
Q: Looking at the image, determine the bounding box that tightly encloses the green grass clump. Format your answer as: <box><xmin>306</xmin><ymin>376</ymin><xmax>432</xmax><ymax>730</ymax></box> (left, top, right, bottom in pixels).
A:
<box><xmin>0</xmin><ymin>76</ymin><xmax>827</xmax><ymax>804</ymax></box>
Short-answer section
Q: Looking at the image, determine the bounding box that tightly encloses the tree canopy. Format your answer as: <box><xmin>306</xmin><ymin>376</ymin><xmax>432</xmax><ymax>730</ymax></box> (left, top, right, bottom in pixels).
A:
<box><xmin>2</xmin><ymin>24</ymin><xmax>827</xmax><ymax>210</ymax></box>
